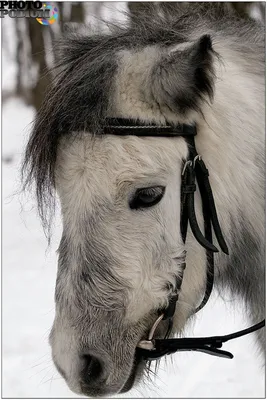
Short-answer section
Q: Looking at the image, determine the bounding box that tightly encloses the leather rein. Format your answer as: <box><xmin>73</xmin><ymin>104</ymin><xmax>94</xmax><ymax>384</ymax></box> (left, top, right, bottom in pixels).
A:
<box><xmin>103</xmin><ymin>118</ymin><xmax>265</xmax><ymax>361</ymax></box>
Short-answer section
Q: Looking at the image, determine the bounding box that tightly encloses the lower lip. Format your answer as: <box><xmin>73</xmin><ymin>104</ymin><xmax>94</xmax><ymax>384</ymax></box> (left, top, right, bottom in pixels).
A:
<box><xmin>120</xmin><ymin>322</ymin><xmax>167</xmax><ymax>393</ymax></box>
<box><xmin>120</xmin><ymin>354</ymin><xmax>143</xmax><ymax>393</ymax></box>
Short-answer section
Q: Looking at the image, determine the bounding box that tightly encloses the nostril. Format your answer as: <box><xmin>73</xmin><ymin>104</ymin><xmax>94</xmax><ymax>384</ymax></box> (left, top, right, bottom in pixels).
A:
<box><xmin>82</xmin><ymin>354</ymin><xmax>103</xmax><ymax>383</ymax></box>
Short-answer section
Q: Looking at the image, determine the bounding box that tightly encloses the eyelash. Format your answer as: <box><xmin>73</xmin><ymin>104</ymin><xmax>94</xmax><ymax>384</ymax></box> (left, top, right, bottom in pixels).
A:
<box><xmin>129</xmin><ymin>186</ymin><xmax>166</xmax><ymax>210</ymax></box>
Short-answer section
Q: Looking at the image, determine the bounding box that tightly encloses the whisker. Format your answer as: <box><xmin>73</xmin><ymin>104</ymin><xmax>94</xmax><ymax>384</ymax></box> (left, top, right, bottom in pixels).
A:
<box><xmin>30</xmin><ymin>358</ymin><xmax>52</xmax><ymax>370</ymax></box>
<box><xmin>29</xmin><ymin>364</ymin><xmax>53</xmax><ymax>379</ymax></box>
<box><xmin>38</xmin><ymin>367</ymin><xmax>54</xmax><ymax>386</ymax></box>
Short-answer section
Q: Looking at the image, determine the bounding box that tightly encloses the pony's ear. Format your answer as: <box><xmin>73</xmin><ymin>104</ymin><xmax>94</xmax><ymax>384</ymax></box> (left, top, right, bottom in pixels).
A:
<box><xmin>151</xmin><ymin>35</ymin><xmax>215</xmax><ymax>115</ymax></box>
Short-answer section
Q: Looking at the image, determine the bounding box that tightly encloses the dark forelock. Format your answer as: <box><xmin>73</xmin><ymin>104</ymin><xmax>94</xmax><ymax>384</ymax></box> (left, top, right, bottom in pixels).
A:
<box><xmin>21</xmin><ymin>3</ymin><xmax>263</xmax><ymax>235</ymax></box>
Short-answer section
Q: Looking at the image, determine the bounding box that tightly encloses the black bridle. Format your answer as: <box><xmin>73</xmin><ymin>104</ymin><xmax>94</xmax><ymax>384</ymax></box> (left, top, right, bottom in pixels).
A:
<box><xmin>103</xmin><ymin>118</ymin><xmax>265</xmax><ymax>361</ymax></box>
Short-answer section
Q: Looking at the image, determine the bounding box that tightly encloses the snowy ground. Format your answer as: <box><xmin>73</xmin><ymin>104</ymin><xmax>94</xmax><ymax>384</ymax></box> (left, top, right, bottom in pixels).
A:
<box><xmin>2</xmin><ymin>97</ymin><xmax>265</xmax><ymax>398</ymax></box>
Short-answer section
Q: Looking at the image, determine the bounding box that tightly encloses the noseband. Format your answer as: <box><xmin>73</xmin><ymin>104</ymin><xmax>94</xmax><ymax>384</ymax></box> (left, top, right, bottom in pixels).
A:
<box><xmin>103</xmin><ymin>118</ymin><xmax>265</xmax><ymax>361</ymax></box>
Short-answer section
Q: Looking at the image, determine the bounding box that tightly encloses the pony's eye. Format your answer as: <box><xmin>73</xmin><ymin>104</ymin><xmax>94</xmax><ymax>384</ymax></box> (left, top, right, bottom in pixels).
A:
<box><xmin>129</xmin><ymin>186</ymin><xmax>166</xmax><ymax>210</ymax></box>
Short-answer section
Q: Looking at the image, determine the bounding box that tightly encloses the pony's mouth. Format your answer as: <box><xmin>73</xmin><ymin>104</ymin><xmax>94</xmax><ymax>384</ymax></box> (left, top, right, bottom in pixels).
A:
<box><xmin>119</xmin><ymin>353</ymin><xmax>145</xmax><ymax>393</ymax></box>
<box><xmin>120</xmin><ymin>320</ymin><xmax>170</xmax><ymax>394</ymax></box>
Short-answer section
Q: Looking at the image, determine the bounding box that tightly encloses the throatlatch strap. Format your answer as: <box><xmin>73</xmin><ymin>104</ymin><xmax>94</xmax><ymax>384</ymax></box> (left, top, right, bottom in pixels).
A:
<box><xmin>194</xmin><ymin>163</ymin><xmax>215</xmax><ymax>313</ymax></box>
<box><xmin>180</xmin><ymin>136</ymin><xmax>229</xmax><ymax>313</ymax></box>
<box><xmin>183</xmin><ymin>137</ymin><xmax>228</xmax><ymax>254</ymax></box>
<box><xmin>195</xmin><ymin>159</ymin><xmax>229</xmax><ymax>254</ymax></box>
<box><xmin>186</xmin><ymin>164</ymin><xmax>218</xmax><ymax>253</ymax></box>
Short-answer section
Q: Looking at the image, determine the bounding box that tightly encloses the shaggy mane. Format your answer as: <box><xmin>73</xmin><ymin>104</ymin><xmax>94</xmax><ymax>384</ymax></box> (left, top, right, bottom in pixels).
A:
<box><xmin>21</xmin><ymin>3</ymin><xmax>263</xmax><ymax>235</ymax></box>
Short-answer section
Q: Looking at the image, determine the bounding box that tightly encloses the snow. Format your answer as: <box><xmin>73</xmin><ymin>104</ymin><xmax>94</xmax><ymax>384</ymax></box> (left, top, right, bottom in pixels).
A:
<box><xmin>2</xmin><ymin>18</ymin><xmax>17</xmax><ymax>93</ymax></box>
<box><xmin>2</xmin><ymin>3</ymin><xmax>265</xmax><ymax>396</ymax></box>
<box><xmin>3</xmin><ymin>98</ymin><xmax>265</xmax><ymax>398</ymax></box>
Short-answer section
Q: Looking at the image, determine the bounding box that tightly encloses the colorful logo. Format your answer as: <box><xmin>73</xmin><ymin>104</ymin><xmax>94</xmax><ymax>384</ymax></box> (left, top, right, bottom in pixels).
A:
<box><xmin>36</xmin><ymin>2</ymin><xmax>58</xmax><ymax>25</ymax></box>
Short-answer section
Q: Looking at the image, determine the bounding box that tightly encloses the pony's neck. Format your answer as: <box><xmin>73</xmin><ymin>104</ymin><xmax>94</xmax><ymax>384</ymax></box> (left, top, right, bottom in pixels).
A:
<box><xmin>195</xmin><ymin>42</ymin><xmax>265</xmax><ymax>346</ymax></box>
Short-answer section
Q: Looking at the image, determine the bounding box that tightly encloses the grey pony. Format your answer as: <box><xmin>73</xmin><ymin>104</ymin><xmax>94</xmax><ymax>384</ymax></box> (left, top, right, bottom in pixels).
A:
<box><xmin>22</xmin><ymin>3</ymin><xmax>265</xmax><ymax>397</ymax></box>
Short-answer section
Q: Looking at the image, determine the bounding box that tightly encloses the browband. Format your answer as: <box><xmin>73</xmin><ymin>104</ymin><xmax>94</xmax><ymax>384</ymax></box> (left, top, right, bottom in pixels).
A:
<box><xmin>103</xmin><ymin>118</ymin><xmax>197</xmax><ymax>137</ymax></box>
